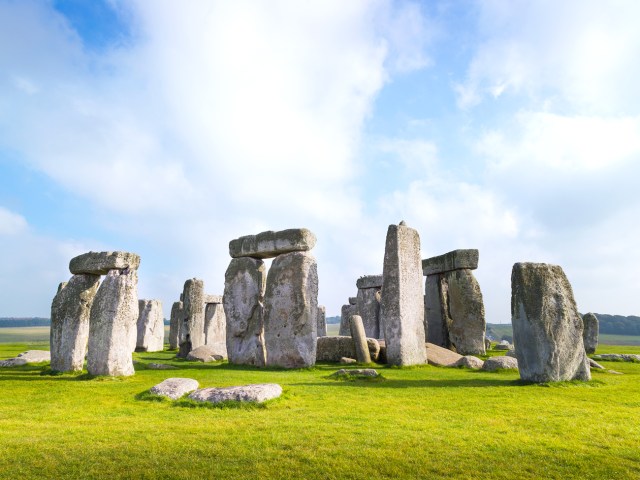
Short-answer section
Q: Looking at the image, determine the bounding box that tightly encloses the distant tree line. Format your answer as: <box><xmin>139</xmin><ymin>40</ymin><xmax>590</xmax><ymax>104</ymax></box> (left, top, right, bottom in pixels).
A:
<box><xmin>0</xmin><ymin>317</ymin><xmax>50</xmax><ymax>327</ymax></box>
<box><xmin>595</xmin><ymin>314</ymin><xmax>640</xmax><ymax>336</ymax></box>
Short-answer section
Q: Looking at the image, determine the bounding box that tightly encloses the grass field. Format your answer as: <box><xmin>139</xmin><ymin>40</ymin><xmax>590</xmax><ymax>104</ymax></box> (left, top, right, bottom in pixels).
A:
<box><xmin>1</xmin><ymin>339</ymin><xmax>639</xmax><ymax>479</ymax></box>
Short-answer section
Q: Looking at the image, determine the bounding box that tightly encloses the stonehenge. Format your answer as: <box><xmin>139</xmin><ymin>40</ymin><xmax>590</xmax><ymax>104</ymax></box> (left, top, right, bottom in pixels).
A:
<box><xmin>422</xmin><ymin>249</ymin><xmax>486</xmax><ymax>355</ymax></box>
<box><xmin>582</xmin><ymin>312</ymin><xmax>599</xmax><ymax>354</ymax></box>
<box><xmin>317</xmin><ymin>305</ymin><xmax>327</xmax><ymax>337</ymax></box>
<box><xmin>169</xmin><ymin>301</ymin><xmax>183</xmax><ymax>350</ymax></box>
<box><xmin>349</xmin><ymin>315</ymin><xmax>371</xmax><ymax>363</ymax></box>
<box><xmin>224</xmin><ymin>228</ymin><xmax>318</xmax><ymax>368</ymax></box>
<box><xmin>136</xmin><ymin>299</ymin><xmax>164</xmax><ymax>352</ymax></box>
<box><xmin>511</xmin><ymin>262</ymin><xmax>591</xmax><ymax>383</ymax></box>
<box><xmin>204</xmin><ymin>296</ymin><xmax>227</xmax><ymax>357</ymax></box>
<box><xmin>178</xmin><ymin>278</ymin><xmax>205</xmax><ymax>357</ymax></box>
<box><xmin>355</xmin><ymin>275</ymin><xmax>383</xmax><ymax>339</ymax></box>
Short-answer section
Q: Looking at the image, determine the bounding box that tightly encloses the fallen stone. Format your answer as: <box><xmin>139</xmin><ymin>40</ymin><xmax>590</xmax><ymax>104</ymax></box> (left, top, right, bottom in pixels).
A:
<box><xmin>229</xmin><ymin>228</ymin><xmax>316</xmax><ymax>259</ymax></box>
<box><xmin>511</xmin><ymin>262</ymin><xmax>591</xmax><ymax>382</ymax></box>
<box><xmin>339</xmin><ymin>304</ymin><xmax>356</xmax><ymax>336</ymax></box>
<box><xmin>186</xmin><ymin>345</ymin><xmax>225</xmax><ymax>362</ymax></box>
<box><xmin>223</xmin><ymin>257</ymin><xmax>267</xmax><ymax>366</ymax></box>
<box><xmin>150</xmin><ymin>378</ymin><xmax>199</xmax><ymax>400</ymax></box>
<box><xmin>0</xmin><ymin>350</ymin><xmax>51</xmax><ymax>367</ymax></box>
<box><xmin>204</xmin><ymin>302</ymin><xmax>227</xmax><ymax>357</ymax></box>
<box><xmin>189</xmin><ymin>384</ymin><xmax>282</xmax><ymax>404</ymax></box>
<box><xmin>147</xmin><ymin>363</ymin><xmax>179</xmax><ymax>370</ymax></box>
<box><xmin>316</xmin><ymin>336</ymin><xmax>380</xmax><ymax>363</ymax></box>
<box><xmin>340</xmin><ymin>357</ymin><xmax>357</xmax><ymax>364</ymax></box>
<box><xmin>350</xmin><ymin>315</ymin><xmax>371</xmax><ymax>363</ymax></box>
<box><xmin>179</xmin><ymin>278</ymin><xmax>205</xmax><ymax>356</ymax></box>
<box><xmin>582</xmin><ymin>312</ymin><xmax>599</xmax><ymax>355</ymax></box>
<box><xmin>87</xmin><ymin>268</ymin><xmax>139</xmax><ymax>376</ymax></box>
<box><xmin>203</xmin><ymin>294</ymin><xmax>223</xmax><ymax>304</ymax></box>
<box><xmin>317</xmin><ymin>305</ymin><xmax>327</xmax><ymax>337</ymax></box>
<box><xmin>50</xmin><ymin>274</ymin><xmax>100</xmax><ymax>372</ymax></box>
<box><xmin>69</xmin><ymin>251</ymin><xmax>140</xmax><ymax>275</ymax></box>
<box><xmin>330</xmin><ymin>368</ymin><xmax>379</xmax><ymax>378</ymax></box>
<box><xmin>356</xmin><ymin>275</ymin><xmax>383</xmax><ymax>290</ymax></box>
<box><xmin>263</xmin><ymin>251</ymin><xmax>318</xmax><ymax>368</ymax></box>
<box><xmin>592</xmin><ymin>354</ymin><xmax>640</xmax><ymax>362</ymax></box>
<box><xmin>426</xmin><ymin>342</ymin><xmax>463</xmax><ymax>367</ymax></box>
<box><xmin>588</xmin><ymin>358</ymin><xmax>605</xmax><ymax>370</ymax></box>
<box><xmin>380</xmin><ymin>222</ymin><xmax>427</xmax><ymax>366</ymax></box>
<box><xmin>454</xmin><ymin>355</ymin><xmax>485</xmax><ymax>369</ymax></box>
<box><xmin>422</xmin><ymin>249</ymin><xmax>479</xmax><ymax>276</ymax></box>
<box><xmin>169</xmin><ymin>301</ymin><xmax>183</xmax><ymax>350</ymax></box>
<box><xmin>136</xmin><ymin>299</ymin><xmax>164</xmax><ymax>352</ymax></box>
<box><xmin>482</xmin><ymin>356</ymin><xmax>518</xmax><ymax>371</ymax></box>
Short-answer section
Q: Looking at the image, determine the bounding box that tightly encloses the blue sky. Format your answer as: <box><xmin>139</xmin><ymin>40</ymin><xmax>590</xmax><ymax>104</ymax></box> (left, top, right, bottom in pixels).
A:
<box><xmin>1</xmin><ymin>0</ymin><xmax>639</xmax><ymax>323</ymax></box>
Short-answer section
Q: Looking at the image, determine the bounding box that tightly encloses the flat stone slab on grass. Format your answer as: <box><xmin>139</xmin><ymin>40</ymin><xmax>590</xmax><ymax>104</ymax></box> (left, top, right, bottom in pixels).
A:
<box><xmin>592</xmin><ymin>354</ymin><xmax>640</xmax><ymax>363</ymax></box>
<box><xmin>229</xmin><ymin>229</ymin><xmax>316</xmax><ymax>259</ymax></box>
<box><xmin>147</xmin><ymin>363</ymin><xmax>179</xmax><ymax>370</ymax></box>
<box><xmin>150</xmin><ymin>378</ymin><xmax>199</xmax><ymax>400</ymax></box>
<box><xmin>340</xmin><ymin>357</ymin><xmax>357</xmax><ymax>364</ymax></box>
<box><xmin>69</xmin><ymin>251</ymin><xmax>140</xmax><ymax>275</ymax></box>
<box><xmin>454</xmin><ymin>356</ymin><xmax>484</xmax><ymax>369</ymax></box>
<box><xmin>186</xmin><ymin>345</ymin><xmax>225</xmax><ymax>362</ymax></box>
<box><xmin>0</xmin><ymin>350</ymin><xmax>51</xmax><ymax>367</ymax></box>
<box><xmin>482</xmin><ymin>356</ymin><xmax>518</xmax><ymax>371</ymax></box>
<box><xmin>422</xmin><ymin>249</ymin><xmax>479</xmax><ymax>276</ymax></box>
<box><xmin>330</xmin><ymin>368</ymin><xmax>379</xmax><ymax>378</ymax></box>
<box><xmin>426</xmin><ymin>342</ymin><xmax>462</xmax><ymax>367</ymax></box>
<box><xmin>189</xmin><ymin>384</ymin><xmax>282</xmax><ymax>404</ymax></box>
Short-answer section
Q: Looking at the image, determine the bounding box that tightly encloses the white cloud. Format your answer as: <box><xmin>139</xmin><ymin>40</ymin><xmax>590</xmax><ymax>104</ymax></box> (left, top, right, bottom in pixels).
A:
<box><xmin>0</xmin><ymin>207</ymin><xmax>28</xmax><ymax>235</ymax></box>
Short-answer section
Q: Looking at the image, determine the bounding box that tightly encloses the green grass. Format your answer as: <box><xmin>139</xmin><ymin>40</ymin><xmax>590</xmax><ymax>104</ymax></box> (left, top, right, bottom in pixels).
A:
<box><xmin>0</xmin><ymin>326</ymin><xmax>51</xmax><ymax>343</ymax></box>
<box><xmin>599</xmin><ymin>334</ymin><xmax>640</xmax><ymax>346</ymax></box>
<box><xmin>1</xmin><ymin>342</ymin><xmax>639</xmax><ymax>479</ymax></box>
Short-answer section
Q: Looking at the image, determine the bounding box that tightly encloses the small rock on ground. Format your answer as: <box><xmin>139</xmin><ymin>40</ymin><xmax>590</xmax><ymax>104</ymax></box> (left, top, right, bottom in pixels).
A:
<box><xmin>330</xmin><ymin>368</ymin><xmax>379</xmax><ymax>378</ymax></box>
<box><xmin>340</xmin><ymin>357</ymin><xmax>357</xmax><ymax>364</ymax></box>
<box><xmin>189</xmin><ymin>384</ymin><xmax>282</xmax><ymax>404</ymax></box>
<box><xmin>186</xmin><ymin>345</ymin><xmax>226</xmax><ymax>362</ymax></box>
<box><xmin>0</xmin><ymin>350</ymin><xmax>51</xmax><ymax>367</ymax></box>
<box><xmin>150</xmin><ymin>378</ymin><xmax>199</xmax><ymax>400</ymax></box>
<box><xmin>454</xmin><ymin>356</ymin><xmax>484</xmax><ymax>369</ymax></box>
<box><xmin>482</xmin><ymin>356</ymin><xmax>518</xmax><ymax>371</ymax></box>
<box><xmin>147</xmin><ymin>363</ymin><xmax>179</xmax><ymax>370</ymax></box>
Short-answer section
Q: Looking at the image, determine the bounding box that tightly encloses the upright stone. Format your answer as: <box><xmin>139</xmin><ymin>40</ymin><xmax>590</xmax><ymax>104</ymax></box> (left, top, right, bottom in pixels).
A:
<box><xmin>339</xmin><ymin>304</ymin><xmax>356</xmax><ymax>336</ymax></box>
<box><xmin>582</xmin><ymin>312</ymin><xmax>599</xmax><ymax>355</ymax></box>
<box><xmin>50</xmin><ymin>274</ymin><xmax>100</xmax><ymax>372</ymax></box>
<box><xmin>424</xmin><ymin>275</ymin><xmax>447</xmax><ymax>347</ymax></box>
<box><xmin>169</xmin><ymin>301</ymin><xmax>183</xmax><ymax>350</ymax></box>
<box><xmin>380</xmin><ymin>222</ymin><xmax>427</xmax><ymax>366</ymax></box>
<box><xmin>136</xmin><ymin>299</ymin><xmax>164</xmax><ymax>352</ymax></box>
<box><xmin>263</xmin><ymin>251</ymin><xmax>318</xmax><ymax>368</ymax></box>
<box><xmin>178</xmin><ymin>278</ymin><xmax>205</xmax><ymax>357</ymax></box>
<box><xmin>350</xmin><ymin>315</ymin><xmax>371</xmax><ymax>363</ymax></box>
<box><xmin>204</xmin><ymin>301</ymin><xmax>227</xmax><ymax>357</ymax></box>
<box><xmin>87</xmin><ymin>269</ymin><xmax>139</xmax><ymax>376</ymax></box>
<box><xmin>511</xmin><ymin>262</ymin><xmax>590</xmax><ymax>382</ymax></box>
<box><xmin>356</xmin><ymin>275</ymin><xmax>383</xmax><ymax>339</ymax></box>
<box><xmin>317</xmin><ymin>305</ymin><xmax>327</xmax><ymax>337</ymax></box>
<box><xmin>223</xmin><ymin>257</ymin><xmax>267</xmax><ymax>366</ymax></box>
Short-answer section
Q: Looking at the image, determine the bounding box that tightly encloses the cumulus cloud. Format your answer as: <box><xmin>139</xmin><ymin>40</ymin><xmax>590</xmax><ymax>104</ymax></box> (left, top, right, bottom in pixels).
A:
<box><xmin>0</xmin><ymin>207</ymin><xmax>28</xmax><ymax>235</ymax></box>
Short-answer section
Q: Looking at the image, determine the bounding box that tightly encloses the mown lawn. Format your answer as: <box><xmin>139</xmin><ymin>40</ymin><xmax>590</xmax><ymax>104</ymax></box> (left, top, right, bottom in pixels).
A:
<box><xmin>0</xmin><ymin>342</ymin><xmax>639</xmax><ymax>480</ymax></box>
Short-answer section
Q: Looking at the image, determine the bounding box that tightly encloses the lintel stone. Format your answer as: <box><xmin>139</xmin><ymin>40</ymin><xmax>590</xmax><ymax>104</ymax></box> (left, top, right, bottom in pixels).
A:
<box><xmin>229</xmin><ymin>228</ymin><xmax>316</xmax><ymax>259</ymax></box>
<box><xmin>356</xmin><ymin>274</ymin><xmax>383</xmax><ymax>289</ymax></box>
<box><xmin>70</xmin><ymin>251</ymin><xmax>140</xmax><ymax>275</ymax></box>
<box><xmin>422</xmin><ymin>249</ymin><xmax>478</xmax><ymax>276</ymax></box>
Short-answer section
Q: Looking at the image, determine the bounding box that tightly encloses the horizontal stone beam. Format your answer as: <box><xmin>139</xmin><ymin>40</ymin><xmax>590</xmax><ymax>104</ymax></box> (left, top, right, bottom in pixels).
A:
<box><xmin>356</xmin><ymin>274</ymin><xmax>383</xmax><ymax>289</ymax></box>
<box><xmin>422</xmin><ymin>249</ymin><xmax>478</xmax><ymax>276</ymax></box>
<box><xmin>229</xmin><ymin>228</ymin><xmax>316</xmax><ymax>259</ymax></box>
<box><xmin>203</xmin><ymin>294</ymin><xmax>223</xmax><ymax>304</ymax></box>
<box><xmin>70</xmin><ymin>251</ymin><xmax>140</xmax><ymax>275</ymax></box>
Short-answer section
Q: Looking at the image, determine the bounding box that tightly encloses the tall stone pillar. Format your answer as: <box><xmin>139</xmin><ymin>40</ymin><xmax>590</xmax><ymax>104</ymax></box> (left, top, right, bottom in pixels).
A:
<box><xmin>582</xmin><ymin>312</ymin><xmax>599</xmax><ymax>354</ymax></box>
<box><xmin>136</xmin><ymin>299</ymin><xmax>164</xmax><ymax>352</ymax></box>
<box><xmin>355</xmin><ymin>275</ymin><xmax>382</xmax><ymax>339</ymax></box>
<box><xmin>178</xmin><ymin>278</ymin><xmax>205</xmax><ymax>357</ymax></box>
<box><xmin>169</xmin><ymin>301</ymin><xmax>183</xmax><ymax>350</ymax></box>
<box><xmin>204</xmin><ymin>296</ymin><xmax>227</xmax><ymax>357</ymax></box>
<box><xmin>317</xmin><ymin>305</ymin><xmax>327</xmax><ymax>337</ymax></box>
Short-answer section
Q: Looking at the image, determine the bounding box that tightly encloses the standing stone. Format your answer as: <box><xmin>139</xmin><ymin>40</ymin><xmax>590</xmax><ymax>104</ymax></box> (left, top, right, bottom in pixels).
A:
<box><xmin>511</xmin><ymin>262</ymin><xmax>591</xmax><ymax>383</ymax></box>
<box><xmin>380</xmin><ymin>222</ymin><xmax>427</xmax><ymax>366</ymax></box>
<box><xmin>356</xmin><ymin>275</ymin><xmax>383</xmax><ymax>339</ymax></box>
<box><xmin>317</xmin><ymin>305</ymin><xmax>327</xmax><ymax>337</ymax></box>
<box><xmin>50</xmin><ymin>274</ymin><xmax>100</xmax><ymax>372</ymax></box>
<box><xmin>442</xmin><ymin>269</ymin><xmax>486</xmax><ymax>355</ymax></box>
<box><xmin>136</xmin><ymin>299</ymin><xmax>164</xmax><ymax>352</ymax></box>
<box><xmin>178</xmin><ymin>278</ymin><xmax>205</xmax><ymax>357</ymax></box>
<box><xmin>424</xmin><ymin>275</ymin><xmax>447</xmax><ymax>347</ymax></box>
<box><xmin>87</xmin><ymin>269</ymin><xmax>139</xmax><ymax>376</ymax></box>
<box><xmin>169</xmin><ymin>301</ymin><xmax>183</xmax><ymax>350</ymax></box>
<box><xmin>263</xmin><ymin>251</ymin><xmax>318</xmax><ymax>368</ymax></box>
<box><xmin>582</xmin><ymin>312</ymin><xmax>599</xmax><ymax>354</ymax></box>
<box><xmin>339</xmin><ymin>304</ymin><xmax>356</xmax><ymax>336</ymax></box>
<box><xmin>223</xmin><ymin>257</ymin><xmax>267</xmax><ymax>366</ymax></box>
<box><xmin>204</xmin><ymin>301</ymin><xmax>227</xmax><ymax>357</ymax></box>
<box><xmin>350</xmin><ymin>315</ymin><xmax>371</xmax><ymax>363</ymax></box>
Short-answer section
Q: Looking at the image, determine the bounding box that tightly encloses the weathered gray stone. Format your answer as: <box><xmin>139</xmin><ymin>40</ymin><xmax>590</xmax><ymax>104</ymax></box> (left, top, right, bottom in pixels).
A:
<box><xmin>348</xmin><ymin>297</ymin><xmax>357</xmax><ymax>305</ymax></box>
<box><xmin>511</xmin><ymin>262</ymin><xmax>591</xmax><ymax>382</ymax></box>
<box><xmin>356</xmin><ymin>286</ymin><xmax>382</xmax><ymax>339</ymax></box>
<box><xmin>424</xmin><ymin>275</ymin><xmax>447</xmax><ymax>347</ymax></box>
<box><xmin>340</xmin><ymin>357</ymin><xmax>357</xmax><ymax>364</ymax></box>
<box><xmin>263</xmin><ymin>251</ymin><xmax>318</xmax><ymax>368</ymax></box>
<box><xmin>178</xmin><ymin>278</ymin><xmax>205</xmax><ymax>357</ymax></box>
<box><xmin>189</xmin><ymin>384</ymin><xmax>282</xmax><ymax>404</ymax></box>
<box><xmin>356</xmin><ymin>275</ymin><xmax>383</xmax><ymax>289</ymax></box>
<box><xmin>87</xmin><ymin>269</ymin><xmax>139</xmax><ymax>376</ymax></box>
<box><xmin>69</xmin><ymin>251</ymin><xmax>140</xmax><ymax>275</ymax></box>
<box><xmin>484</xmin><ymin>337</ymin><xmax>491</xmax><ymax>350</ymax></box>
<box><xmin>203</xmin><ymin>294</ymin><xmax>223</xmax><ymax>304</ymax></box>
<box><xmin>136</xmin><ymin>299</ymin><xmax>164</xmax><ymax>352</ymax></box>
<box><xmin>422</xmin><ymin>249</ymin><xmax>479</xmax><ymax>276</ymax></box>
<box><xmin>339</xmin><ymin>304</ymin><xmax>356</xmax><ymax>336</ymax></box>
<box><xmin>229</xmin><ymin>228</ymin><xmax>316</xmax><ymax>259</ymax></box>
<box><xmin>592</xmin><ymin>354</ymin><xmax>640</xmax><ymax>362</ymax></box>
<box><xmin>223</xmin><ymin>257</ymin><xmax>267</xmax><ymax>366</ymax></box>
<box><xmin>204</xmin><ymin>302</ymin><xmax>227</xmax><ymax>357</ymax></box>
<box><xmin>588</xmin><ymin>358</ymin><xmax>605</xmax><ymax>370</ymax></box>
<box><xmin>169</xmin><ymin>301</ymin><xmax>183</xmax><ymax>350</ymax></box>
<box><xmin>186</xmin><ymin>345</ymin><xmax>225</xmax><ymax>362</ymax></box>
<box><xmin>0</xmin><ymin>350</ymin><xmax>51</xmax><ymax>367</ymax></box>
<box><xmin>147</xmin><ymin>363</ymin><xmax>178</xmax><ymax>370</ymax></box>
<box><xmin>380</xmin><ymin>223</ymin><xmax>427</xmax><ymax>366</ymax></box>
<box><xmin>582</xmin><ymin>312</ymin><xmax>599</xmax><ymax>354</ymax></box>
<box><xmin>50</xmin><ymin>274</ymin><xmax>100</xmax><ymax>372</ymax></box>
<box><xmin>494</xmin><ymin>342</ymin><xmax>512</xmax><ymax>351</ymax></box>
<box><xmin>426</xmin><ymin>342</ymin><xmax>462</xmax><ymax>367</ymax></box>
<box><xmin>454</xmin><ymin>355</ymin><xmax>484</xmax><ymax>369</ymax></box>
<box><xmin>317</xmin><ymin>305</ymin><xmax>327</xmax><ymax>337</ymax></box>
<box><xmin>330</xmin><ymin>368</ymin><xmax>379</xmax><ymax>378</ymax></box>
<box><xmin>316</xmin><ymin>336</ymin><xmax>380</xmax><ymax>363</ymax></box>
<box><xmin>482</xmin><ymin>356</ymin><xmax>518</xmax><ymax>371</ymax></box>
<box><xmin>150</xmin><ymin>378</ymin><xmax>199</xmax><ymax>400</ymax></box>
<box><xmin>350</xmin><ymin>315</ymin><xmax>371</xmax><ymax>363</ymax></box>
<box><xmin>506</xmin><ymin>348</ymin><xmax>517</xmax><ymax>358</ymax></box>
<box><xmin>57</xmin><ymin>281</ymin><xmax>67</xmax><ymax>293</ymax></box>
<box><xmin>442</xmin><ymin>269</ymin><xmax>486</xmax><ymax>355</ymax></box>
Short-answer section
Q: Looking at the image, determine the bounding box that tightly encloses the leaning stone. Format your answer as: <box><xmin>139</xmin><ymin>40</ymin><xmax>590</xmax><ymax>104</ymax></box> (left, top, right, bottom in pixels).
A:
<box><xmin>588</xmin><ymin>358</ymin><xmax>605</xmax><ymax>370</ymax></box>
<box><xmin>380</xmin><ymin>222</ymin><xmax>427</xmax><ymax>366</ymax></box>
<box><xmin>317</xmin><ymin>305</ymin><xmax>327</xmax><ymax>337</ymax></box>
<box><xmin>263</xmin><ymin>251</ymin><xmax>318</xmax><ymax>368</ymax></box>
<box><xmin>330</xmin><ymin>368</ymin><xmax>379</xmax><ymax>378</ymax></box>
<box><xmin>582</xmin><ymin>312</ymin><xmax>599</xmax><ymax>354</ymax></box>
<box><xmin>339</xmin><ymin>304</ymin><xmax>356</xmax><ymax>336</ymax></box>
<box><xmin>426</xmin><ymin>342</ymin><xmax>462</xmax><ymax>367</ymax></box>
<box><xmin>348</xmin><ymin>297</ymin><xmax>357</xmax><ymax>305</ymax></box>
<box><xmin>482</xmin><ymin>356</ymin><xmax>518</xmax><ymax>371</ymax></box>
<box><xmin>316</xmin><ymin>336</ymin><xmax>380</xmax><ymax>363</ymax></box>
<box><xmin>223</xmin><ymin>257</ymin><xmax>267</xmax><ymax>366</ymax></box>
<box><xmin>454</xmin><ymin>355</ymin><xmax>484</xmax><ymax>369</ymax></box>
<box><xmin>204</xmin><ymin>302</ymin><xmax>227</xmax><ymax>357</ymax></box>
<box><xmin>422</xmin><ymin>249</ymin><xmax>479</xmax><ymax>276</ymax></box>
<box><xmin>50</xmin><ymin>274</ymin><xmax>100</xmax><ymax>372</ymax></box>
<box><xmin>229</xmin><ymin>228</ymin><xmax>316</xmax><ymax>259</ymax></box>
<box><xmin>189</xmin><ymin>384</ymin><xmax>282</xmax><ymax>404</ymax></box>
<box><xmin>203</xmin><ymin>294</ymin><xmax>223</xmax><ymax>304</ymax></box>
<box><xmin>356</xmin><ymin>275</ymin><xmax>383</xmax><ymax>290</ymax></box>
<box><xmin>356</xmin><ymin>286</ymin><xmax>382</xmax><ymax>339</ymax></box>
<box><xmin>150</xmin><ymin>378</ymin><xmax>199</xmax><ymax>400</ymax></box>
<box><xmin>69</xmin><ymin>251</ymin><xmax>140</xmax><ymax>275</ymax></box>
<box><xmin>511</xmin><ymin>263</ymin><xmax>591</xmax><ymax>382</ymax></box>
<box><xmin>136</xmin><ymin>299</ymin><xmax>164</xmax><ymax>352</ymax></box>
<box><xmin>340</xmin><ymin>357</ymin><xmax>357</xmax><ymax>364</ymax></box>
<box><xmin>169</xmin><ymin>301</ymin><xmax>183</xmax><ymax>350</ymax></box>
<box><xmin>186</xmin><ymin>345</ymin><xmax>225</xmax><ymax>362</ymax></box>
<box><xmin>350</xmin><ymin>315</ymin><xmax>371</xmax><ymax>363</ymax></box>
<box><xmin>87</xmin><ymin>269</ymin><xmax>139</xmax><ymax>376</ymax></box>
<box><xmin>147</xmin><ymin>363</ymin><xmax>179</xmax><ymax>370</ymax></box>
<box><xmin>178</xmin><ymin>278</ymin><xmax>206</xmax><ymax>357</ymax></box>
<box><xmin>424</xmin><ymin>275</ymin><xmax>447</xmax><ymax>347</ymax></box>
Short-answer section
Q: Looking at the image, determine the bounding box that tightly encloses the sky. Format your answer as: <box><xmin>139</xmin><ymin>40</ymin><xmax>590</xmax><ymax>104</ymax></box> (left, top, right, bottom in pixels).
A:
<box><xmin>1</xmin><ymin>0</ymin><xmax>639</xmax><ymax>323</ymax></box>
